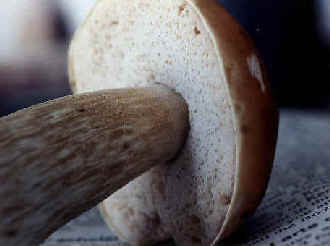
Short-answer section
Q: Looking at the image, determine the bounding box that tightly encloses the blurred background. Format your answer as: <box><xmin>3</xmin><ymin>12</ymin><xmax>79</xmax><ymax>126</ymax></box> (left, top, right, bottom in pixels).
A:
<box><xmin>1</xmin><ymin>0</ymin><xmax>330</xmax><ymax>117</ymax></box>
<box><xmin>0</xmin><ymin>0</ymin><xmax>95</xmax><ymax>116</ymax></box>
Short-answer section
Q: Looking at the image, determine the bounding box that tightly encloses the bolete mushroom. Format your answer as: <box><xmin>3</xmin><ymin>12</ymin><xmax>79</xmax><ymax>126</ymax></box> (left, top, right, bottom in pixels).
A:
<box><xmin>68</xmin><ymin>0</ymin><xmax>278</xmax><ymax>245</ymax></box>
<box><xmin>0</xmin><ymin>0</ymin><xmax>278</xmax><ymax>245</ymax></box>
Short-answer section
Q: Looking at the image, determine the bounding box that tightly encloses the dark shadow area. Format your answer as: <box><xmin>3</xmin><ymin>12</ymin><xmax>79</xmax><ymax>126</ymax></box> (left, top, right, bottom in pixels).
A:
<box><xmin>0</xmin><ymin>54</ymin><xmax>72</xmax><ymax>117</ymax></box>
<box><xmin>219</xmin><ymin>0</ymin><xmax>330</xmax><ymax>108</ymax></box>
<box><xmin>0</xmin><ymin>75</ymin><xmax>71</xmax><ymax>117</ymax></box>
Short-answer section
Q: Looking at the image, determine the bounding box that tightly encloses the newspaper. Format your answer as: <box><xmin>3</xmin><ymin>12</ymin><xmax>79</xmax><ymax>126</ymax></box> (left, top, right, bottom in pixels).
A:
<box><xmin>45</xmin><ymin>110</ymin><xmax>330</xmax><ymax>246</ymax></box>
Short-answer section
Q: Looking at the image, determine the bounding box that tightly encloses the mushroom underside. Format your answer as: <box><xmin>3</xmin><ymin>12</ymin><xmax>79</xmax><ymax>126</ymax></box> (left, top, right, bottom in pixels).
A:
<box><xmin>69</xmin><ymin>0</ymin><xmax>277</xmax><ymax>245</ymax></box>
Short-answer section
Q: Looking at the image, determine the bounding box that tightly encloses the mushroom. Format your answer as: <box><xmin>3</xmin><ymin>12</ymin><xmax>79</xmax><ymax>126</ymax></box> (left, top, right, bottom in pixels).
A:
<box><xmin>0</xmin><ymin>87</ymin><xmax>189</xmax><ymax>245</ymax></box>
<box><xmin>69</xmin><ymin>0</ymin><xmax>278</xmax><ymax>246</ymax></box>
<box><xmin>0</xmin><ymin>0</ymin><xmax>278</xmax><ymax>245</ymax></box>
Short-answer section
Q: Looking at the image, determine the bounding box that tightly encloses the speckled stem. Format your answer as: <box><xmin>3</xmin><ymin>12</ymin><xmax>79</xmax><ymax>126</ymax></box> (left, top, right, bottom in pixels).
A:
<box><xmin>0</xmin><ymin>86</ymin><xmax>189</xmax><ymax>246</ymax></box>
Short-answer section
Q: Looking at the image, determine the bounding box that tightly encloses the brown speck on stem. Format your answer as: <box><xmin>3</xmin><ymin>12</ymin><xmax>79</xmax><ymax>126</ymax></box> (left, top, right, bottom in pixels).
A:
<box><xmin>77</xmin><ymin>108</ymin><xmax>86</xmax><ymax>113</ymax></box>
<box><xmin>178</xmin><ymin>5</ymin><xmax>185</xmax><ymax>15</ymax></box>
<box><xmin>194</xmin><ymin>27</ymin><xmax>201</xmax><ymax>35</ymax></box>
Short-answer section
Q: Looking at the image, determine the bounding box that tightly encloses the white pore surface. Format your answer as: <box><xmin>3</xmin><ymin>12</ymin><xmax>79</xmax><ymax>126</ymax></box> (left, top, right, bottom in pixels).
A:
<box><xmin>70</xmin><ymin>0</ymin><xmax>236</xmax><ymax>244</ymax></box>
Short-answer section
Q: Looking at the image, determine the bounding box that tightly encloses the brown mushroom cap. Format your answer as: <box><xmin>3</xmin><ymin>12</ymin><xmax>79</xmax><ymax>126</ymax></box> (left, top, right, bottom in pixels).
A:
<box><xmin>69</xmin><ymin>0</ymin><xmax>278</xmax><ymax>245</ymax></box>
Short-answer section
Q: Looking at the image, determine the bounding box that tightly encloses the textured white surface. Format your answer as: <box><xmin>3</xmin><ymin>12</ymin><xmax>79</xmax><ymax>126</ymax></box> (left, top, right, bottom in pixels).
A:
<box><xmin>70</xmin><ymin>0</ymin><xmax>236</xmax><ymax>244</ymax></box>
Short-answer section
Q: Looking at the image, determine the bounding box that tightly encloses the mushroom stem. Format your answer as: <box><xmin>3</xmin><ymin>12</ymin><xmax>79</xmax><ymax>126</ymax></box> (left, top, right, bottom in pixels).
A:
<box><xmin>0</xmin><ymin>85</ymin><xmax>189</xmax><ymax>246</ymax></box>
